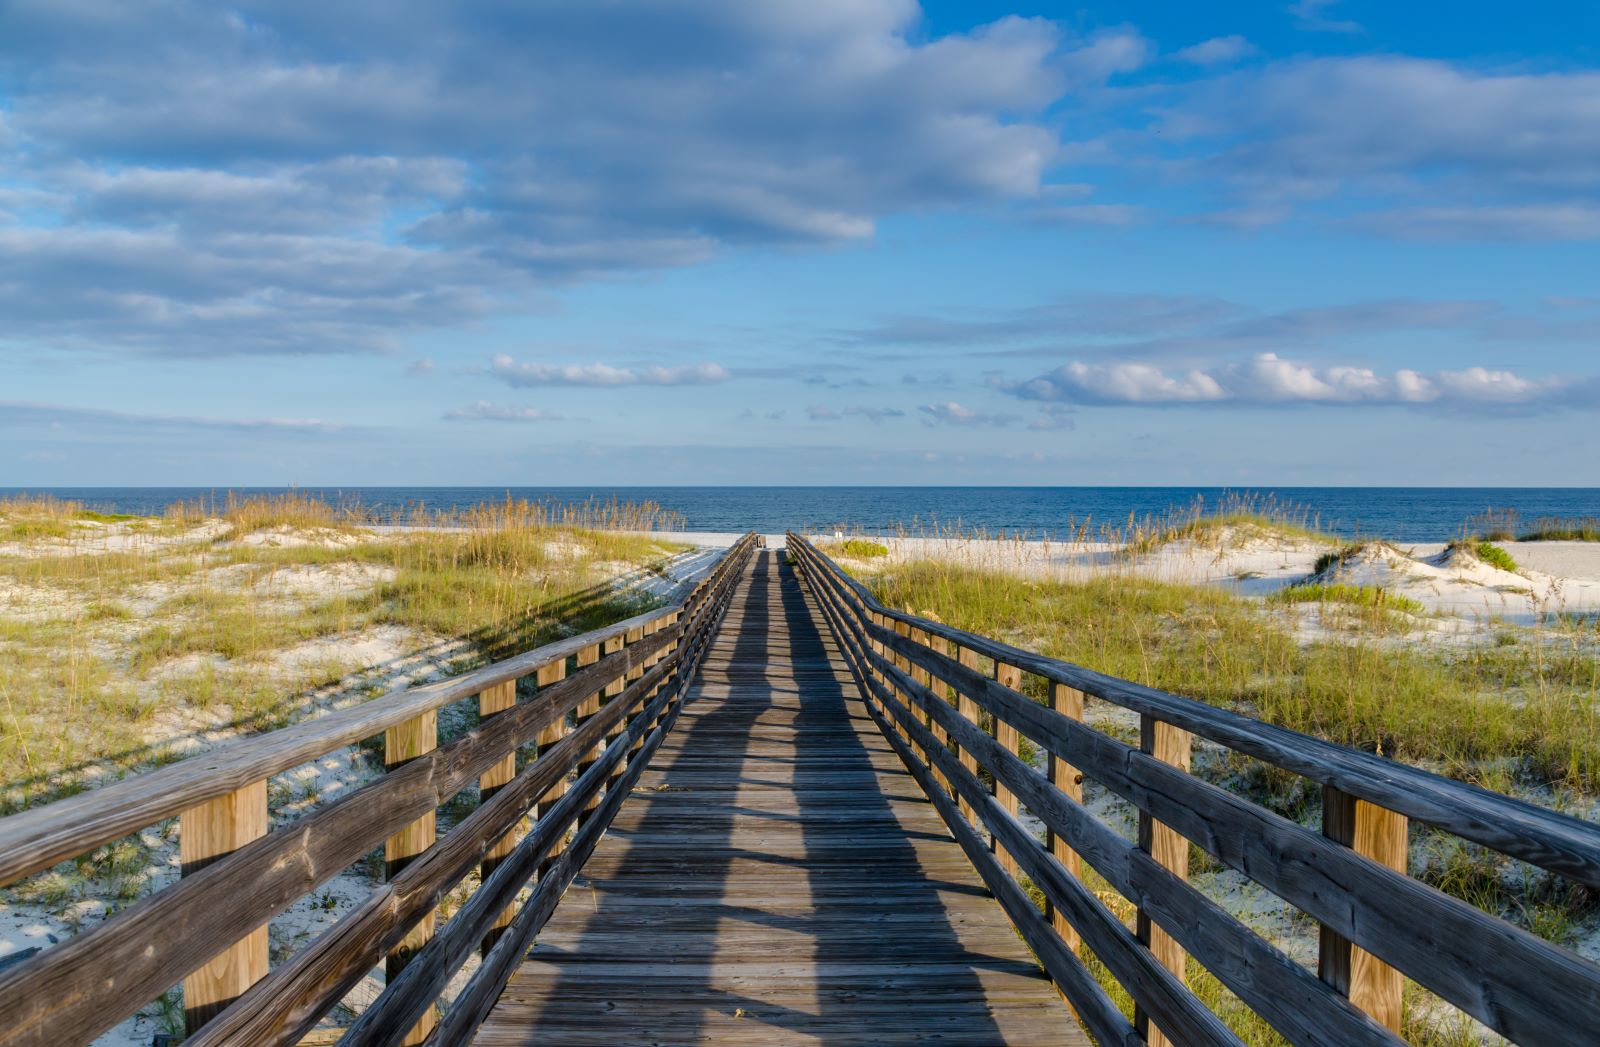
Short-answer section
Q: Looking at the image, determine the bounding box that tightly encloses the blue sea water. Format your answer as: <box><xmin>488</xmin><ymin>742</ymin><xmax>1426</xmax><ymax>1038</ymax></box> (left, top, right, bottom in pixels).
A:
<box><xmin>5</xmin><ymin>486</ymin><xmax>1600</xmax><ymax>542</ymax></box>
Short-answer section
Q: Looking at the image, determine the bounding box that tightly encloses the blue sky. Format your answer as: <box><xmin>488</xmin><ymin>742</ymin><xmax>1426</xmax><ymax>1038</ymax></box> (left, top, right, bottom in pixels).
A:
<box><xmin>2</xmin><ymin>0</ymin><xmax>1598</xmax><ymax>486</ymax></box>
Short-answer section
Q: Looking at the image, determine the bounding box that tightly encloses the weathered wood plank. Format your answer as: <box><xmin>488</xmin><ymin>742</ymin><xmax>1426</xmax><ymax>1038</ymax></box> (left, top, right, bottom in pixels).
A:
<box><xmin>473</xmin><ymin>551</ymin><xmax>1082</xmax><ymax>1047</ymax></box>
<box><xmin>180</xmin><ymin>780</ymin><xmax>268</xmax><ymax>1032</ymax></box>
<box><xmin>1321</xmin><ymin>787</ymin><xmax>1409</xmax><ymax>1033</ymax></box>
<box><xmin>0</xmin><ymin>604</ymin><xmax>683</xmax><ymax>889</ymax></box>
<box><xmin>798</xmin><ymin>541</ymin><xmax>1600</xmax><ymax>888</ymax></box>
<box><xmin>837</xmin><ymin>561</ymin><xmax>1600</xmax><ymax>1047</ymax></box>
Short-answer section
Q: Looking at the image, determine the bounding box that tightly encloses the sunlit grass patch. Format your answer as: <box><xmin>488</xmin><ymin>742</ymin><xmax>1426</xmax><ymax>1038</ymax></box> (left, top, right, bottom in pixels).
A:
<box><xmin>1273</xmin><ymin>582</ymin><xmax>1425</xmax><ymax>616</ymax></box>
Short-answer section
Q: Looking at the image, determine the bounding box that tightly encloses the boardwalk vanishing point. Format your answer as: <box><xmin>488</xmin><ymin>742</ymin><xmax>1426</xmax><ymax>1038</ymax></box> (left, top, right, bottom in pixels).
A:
<box><xmin>477</xmin><ymin>550</ymin><xmax>1076</xmax><ymax>1045</ymax></box>
<box><xmin>2</xmin><ymin>532</ymin><xmax>1600</xmax><ymax>1046</ymax></box>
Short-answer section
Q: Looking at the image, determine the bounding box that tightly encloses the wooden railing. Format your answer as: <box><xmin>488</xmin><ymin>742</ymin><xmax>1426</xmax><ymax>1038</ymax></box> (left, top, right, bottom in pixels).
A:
<box><xmin>789</xmin><ymin>532</ymin><xmax>1600</xmax><ymax>1047</ymax></box>
<box><xmin>0</xmin><ymin>533</ymin><xmax>759</xmax><ymax>1047</ymax></box>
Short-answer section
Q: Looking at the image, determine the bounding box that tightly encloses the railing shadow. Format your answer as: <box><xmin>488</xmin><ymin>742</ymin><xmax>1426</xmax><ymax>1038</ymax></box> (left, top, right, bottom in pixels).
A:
<box><xmin>501</xmin><ymin>551</ymin><xmax>1012</xmax><ymax>1043</ymax></box>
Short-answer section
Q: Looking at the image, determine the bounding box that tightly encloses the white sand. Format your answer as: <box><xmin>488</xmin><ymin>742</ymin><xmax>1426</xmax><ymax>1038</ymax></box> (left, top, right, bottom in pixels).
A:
<box><xmin>648</xmin><ymin>529</ymin><xmax>1600</xmax><ymax>628</ymax></box>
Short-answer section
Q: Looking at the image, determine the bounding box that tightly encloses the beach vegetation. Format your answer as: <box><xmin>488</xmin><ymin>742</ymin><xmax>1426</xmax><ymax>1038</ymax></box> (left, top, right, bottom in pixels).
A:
<box><xmin>1447</xmin><ymin>539</ymin><xmax>1519</xmax><ymax>573</ymax></box>
<box><xmin>822</xmin><ymin>538</ymin><xmax>889</xmax><ymax>559</ymax></box>
<box><xmin>1273</xmin><ymin>582</ymin><xmax>1425</xmax><ymax>615</ymax></box>
<box><xmin>0</xmin><ymin>492</ymin><xmax>692</xmax><ymax>812</ymax></box>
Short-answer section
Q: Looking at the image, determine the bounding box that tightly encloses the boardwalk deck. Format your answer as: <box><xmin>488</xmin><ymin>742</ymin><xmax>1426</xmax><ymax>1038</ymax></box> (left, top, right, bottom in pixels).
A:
<box><xmin>474</xmin><ymin>550</ymin><xmax>1081</xmax><ymax>1045</ymax></box>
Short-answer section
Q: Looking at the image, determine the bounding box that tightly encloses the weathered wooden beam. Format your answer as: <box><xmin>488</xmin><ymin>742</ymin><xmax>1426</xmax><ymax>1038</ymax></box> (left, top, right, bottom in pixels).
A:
<box><xmin>384</xmin><ymin>710</ymin><xmax>437</xmax><ymax>1046</ymax></box>
<box><xmin>1047</xmin><ymin>681</ymin><xmax>1085</xmax><ymax>955</ymax></box>
<box><xmin>180</xmin><ymin>780</ymin><xmax>268</xmax><ymax>1033</ymax></box>
<box><xmin>797</xmin><ymin>537</ymin><xmax>1600</xmax><ymax>890</ymax></box>
<box><xmin>0</xmin><ymin>603</ymin><xmax>681</xmax><ymax>889</ymax></box>
<box><xmin>1321</xmin><ymin>786</ymin><xmax>1409</xmax><ymax>1033</ymax></box>
<box><xmin>477</xmin><ymin>679</ymin><xmax>520</xmax><ymax>958</ymax></box>
<box><xmin>1136</xmin><ymin>715</ymin><xmax>1192</xmax><ymax>1047</ymax></box>
<box><xmin>533</xmin><ymin>658</ymin><xmax>570</xmax><ymax>882</ymax></box>
<box><xmin>992</xmin><ymin>661</ymin><xmax>1024</xmax><ymax>881</ymax></box>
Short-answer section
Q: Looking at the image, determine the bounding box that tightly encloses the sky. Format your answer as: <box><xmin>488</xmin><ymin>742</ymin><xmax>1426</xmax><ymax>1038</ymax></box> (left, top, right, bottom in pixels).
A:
<box><xmin>2</xmin><ymin>0</ymin><xmax>1599</xmax><ymax>487</ymax></box>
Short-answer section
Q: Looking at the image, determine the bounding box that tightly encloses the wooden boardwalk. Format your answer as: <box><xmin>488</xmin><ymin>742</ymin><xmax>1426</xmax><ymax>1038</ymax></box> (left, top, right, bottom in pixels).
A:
<box><xmin>475</xmin><ymin>549</ymin><xmax>1080</xmax><ymax>1045</ymax></box>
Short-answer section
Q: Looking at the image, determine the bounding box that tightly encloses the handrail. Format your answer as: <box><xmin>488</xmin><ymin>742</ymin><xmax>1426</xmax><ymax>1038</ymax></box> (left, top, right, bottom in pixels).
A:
<box><xmin>0</xmin><ymin>533</ymin><xmax>759</xmax><ymax>1047</ymax></box>
<box><xmin>789</xmin><ymin>532</ymin><xmax>1600</xmax><ymax>1047</ymax></box>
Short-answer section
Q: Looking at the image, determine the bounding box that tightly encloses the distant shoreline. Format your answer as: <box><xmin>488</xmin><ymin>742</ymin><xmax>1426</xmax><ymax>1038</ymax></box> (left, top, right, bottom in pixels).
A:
<box><xmin>7</xmin><ymin>485</ymin><xmax>1600</xmax><ymax>543</ymax></box>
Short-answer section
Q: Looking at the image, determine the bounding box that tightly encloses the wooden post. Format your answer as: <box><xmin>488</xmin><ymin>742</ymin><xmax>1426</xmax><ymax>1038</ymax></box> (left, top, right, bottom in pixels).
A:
<box><xmin>384</xmin><ymin>710</ymin><xmax>438</xmax><ymax>1046</ymax></box>
<box><xmin>894</xmin><ymin>621</ymin><xmax>925</xmax><ymax>765</ymax></box>
<box><xmin>478</xmin><ymin>679</ymin><xmax>520</xmax><ymax>956</ymax></box>
<box><xmin>180</xmin><ymin>780</ymin><xmax>268</xmax><ymax>1033</ymax></box>
<box><xmin>993</xmin><ymin>662</ymin><xmax>1023</xmax><ymax>881</ymax></box>
<box><xmin>955</xmin><ymin>646</ymin><xmax>982</xmax><ymax>830</ymax></box>
<box><xmin>1046</xmin><ymin>682</ymin><xmax>1085</xmax><ymax>956</ymax></box>
<box><xmin>1135</xmin><ymin>714</ymin><xmax>1190</xmax><ymax>1047</ymax></box>
<box><xmin>535</xmin><ymin>659</ymin><xmax>569</xmax><ymax>877</ymax></box>
<box><xmin>1320</xmin><ymin>786</ymin><xmax>1408</xmax><ymax>1033</ymax></box>
<box><xmin>910</xmin><ymin>626</ymin><xmax>949</xmax><ymax>796</ymax></box>
<box><xmin>574</xmin><ymin>643</ymin><xmax>604</xmax><ymax>824</ymax></box>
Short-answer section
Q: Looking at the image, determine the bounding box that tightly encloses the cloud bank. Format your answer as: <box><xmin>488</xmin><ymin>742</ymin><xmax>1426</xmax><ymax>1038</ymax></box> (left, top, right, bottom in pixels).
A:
<box><xmin>489</xmin><ymin>356</ymin><xmax>732</xmax><ymax>388</ymax></box>
<box><xmin>1009</xmin><ymin>353</ymin><xmax>1592</xmax><ymax>410</ymax></box>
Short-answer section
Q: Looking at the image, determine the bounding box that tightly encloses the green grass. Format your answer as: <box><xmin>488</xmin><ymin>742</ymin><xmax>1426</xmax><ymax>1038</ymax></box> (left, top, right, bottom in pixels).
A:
<box><xmin>865</xmin><ymin>559</ymin><xmax>1600</xmax><ymax>792</ymax></box>
<box><xmin>1449</xmin><ymin>540</ymin><xmax>1519</xmax><ymax>573</ymax></box>
<box><xmin>859</xmin><ymin>556</ymin><xmax>1597</xmax><ymax>1044</ymax></box>
<box><xmin>0</xmin><ymin>494</ymin><xmax>692</xmax><ymax>811</ymax></box>
<box><xmin>822</xmin><ymin>538</ymin><xmax>890</xmax><ymax>559</ymax></box>
<box><xmin>1521</xmin><ymin>517</ymin><xmax>1600</xmax><ymax>542</ymax></box>
<box><xmin>1274</xmin><ymin>582</ymin><xmax>1425</xmax><ymax>616</ymax></box>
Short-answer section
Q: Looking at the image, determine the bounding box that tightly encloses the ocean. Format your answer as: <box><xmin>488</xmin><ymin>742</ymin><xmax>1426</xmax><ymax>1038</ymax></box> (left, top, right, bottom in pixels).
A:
<box><xmin>6</xmin><ymin>486</ymin><xmax>1600</xmax><ymax>542</ymax></box>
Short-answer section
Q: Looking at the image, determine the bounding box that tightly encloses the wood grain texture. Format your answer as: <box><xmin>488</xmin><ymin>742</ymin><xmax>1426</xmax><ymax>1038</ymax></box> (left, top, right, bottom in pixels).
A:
<box><xmin>993</xmin><ymin>661</ymin><xmax>1023</xmax><ymax>881</ymax></box>
<box><xmin>384</xmin><ymin>711</ymin><xmax>438</xmax><ymax>1046</ymax></box>
<box><xmin>792</xmin><ymin>534</ymin><xmax>1600</xmax><ymax>1047</ymax></box>
<box><xmin>0</xmin><ymin>604</ymin><xmax>681</xmax><ymax>889</ymax></box>
<box><xmin>473</xmin><ymin>551</ymin><xmax>1082</xmax><ymax>1047</ymax></box>
<box><xmin>479</xmin><ymin>679</ymin><xmax>521</xmax><ymax>956</ymax></box>
<box><xmin>799</xmin><ymin>543</ymin><xmax>1600</xmax><ymax>889</ymax></box>
<box><xmin>1047</xmin><ymin>682</ymin><xmax>1085</xmax><ymax>955</ymax></box>
<box><xmin>1136</xmin><ymin>715</ymin><xmax>1191</xmax><ymax>1047</ymax></box>
<box><xmin>180</xmin><ymin>780</ymin><xmax>268</xmax><ymax>1032</ymax></box>
<box><xmin>1321</xmin><ymin>787</ymin><xmax>1409</xmax><ymax>1033</ymax></box>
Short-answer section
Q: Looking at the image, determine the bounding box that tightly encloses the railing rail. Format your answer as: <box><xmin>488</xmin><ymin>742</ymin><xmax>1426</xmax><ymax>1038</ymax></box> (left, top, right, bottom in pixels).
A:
<box><xmin>0</xmin><ymin>533</ymin><xmax>759</xmax><ymax>1047</ymax></box>
<box><xmin>789</xmin><ymin>532</ymin><xmax>1600</xmax><ymax>1047</ymax></box>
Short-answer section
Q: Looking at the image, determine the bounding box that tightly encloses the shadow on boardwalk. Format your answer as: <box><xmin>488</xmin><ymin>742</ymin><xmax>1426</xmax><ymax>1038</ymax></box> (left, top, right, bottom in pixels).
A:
<box><xmin>473</xmin><ymin>551</ymin><xmax>1075</xmax><ymax>1046</ymax></box>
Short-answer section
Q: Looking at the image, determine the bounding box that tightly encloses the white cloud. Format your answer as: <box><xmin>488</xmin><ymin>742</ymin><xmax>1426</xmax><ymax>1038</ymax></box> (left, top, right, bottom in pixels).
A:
<box><xmin>1288</xmin><ymin>0</ymin><xmax>1362</xmax><ymax>34</ymax></box>
<box><xmin>918</xmin><ymin>401</ymin><xmax>1017</xmax><ymax>426</ymax></box>
<box><xmin>443</xmin><ymin>401</ymin><xmax>565</xmax><ymax>422</ymax></box>
<box><xmin>0</xmin><ymin>2</ymin><xmax>1087</xmax><ymax>356</ymax></box>
<box><xmin>1010</xmin><ymin>353</ymin><xmax>1591</xmax><ymax>410</ymax></box>
<box><xmin>490</xmin><ymin>356</ymin><xmax>732</xmax><ymax>388</ymax></box>
<box><xmin>1173</xmin><ymin>36</ymin><xmax>1257</xmax><ymax>66</ymax></box>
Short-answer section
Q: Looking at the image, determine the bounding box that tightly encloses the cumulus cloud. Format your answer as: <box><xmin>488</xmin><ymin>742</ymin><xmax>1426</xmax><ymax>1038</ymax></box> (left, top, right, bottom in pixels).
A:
<box><xmin>1008</xmin><ymin>353</ymin><xmax>1593</xmax><ymax>410</ymax></box>
<box><xmin>0</xmin><ymin>1</ymin><xmax>1087</xmax><ymax>355</ymax></box>
<box><xmin>443</xmin><ymin>401</ymin><xmax>566</xmax><ymax>422</ymax></box>
<box><xmin>918</xmin><ymin>401</ymin><xmax>1017</xmax><ymax>426</ymax></box>
<box><xmin>490</xmin><ymin>356</ymin><xmax>731</xmax><ymax>388</ymax></box>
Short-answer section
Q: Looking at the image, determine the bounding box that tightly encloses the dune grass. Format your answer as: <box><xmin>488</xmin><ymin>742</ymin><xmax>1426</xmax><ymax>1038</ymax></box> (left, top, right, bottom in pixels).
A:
<box><xmin>865</xmin><ymin>559</ymin><xmax>1600</xmax><ymax>794</ymax></box>
<box><xmin>1463</xmin><ymin>508</ymin><xmax>1600</xmax><ymax>543</ymax></box>
<box><xmin>1274</xmin><ymin>582</ymin><xmax>1425</xmax><ymax>616</ymax></box>
<box><xmin>858</xmin><ymin>555</ymin><xmax>1599</xmax><ymax>1043</ymax></box>
<box><xmin>820</xmin><ymin>538</ymin><xmax>890</xmax><ymax>559</ymax></box>
<box><xmin>0</xmin><ymin>494</ymin><xmax>692</xmax><ymax>812</ymax></box>
<box><xmin>1447</xmin><ymin>539</ymin><xmax>1519</xmax><ymax>573</ymax></box>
